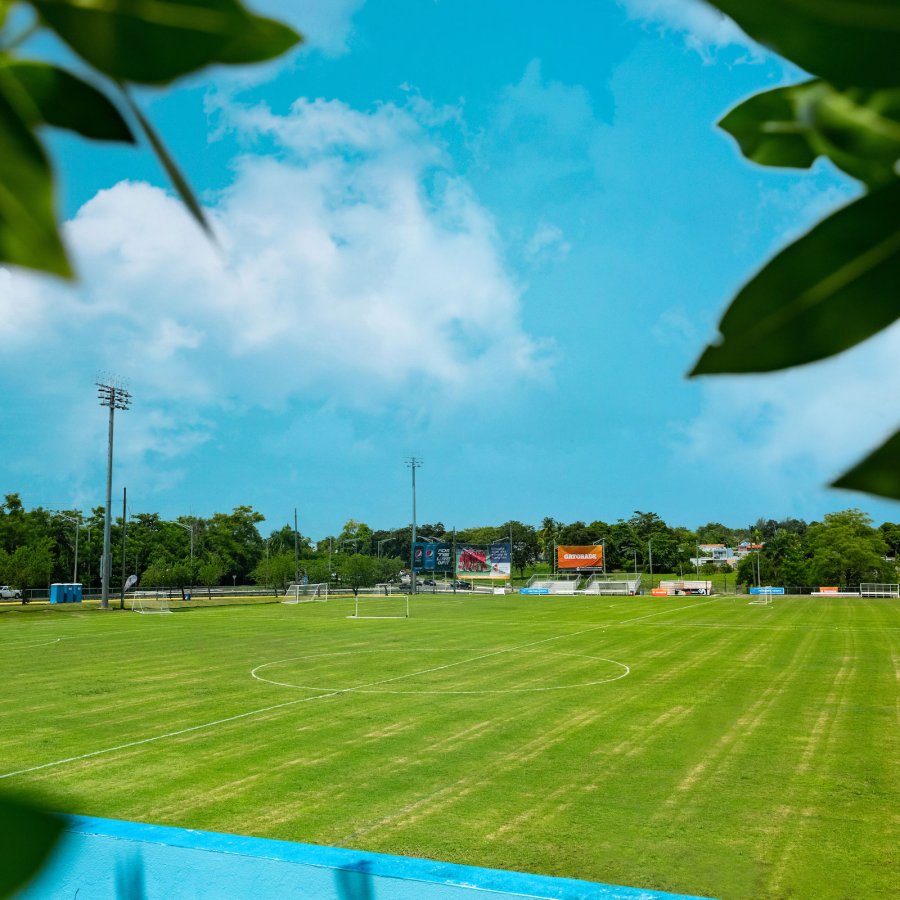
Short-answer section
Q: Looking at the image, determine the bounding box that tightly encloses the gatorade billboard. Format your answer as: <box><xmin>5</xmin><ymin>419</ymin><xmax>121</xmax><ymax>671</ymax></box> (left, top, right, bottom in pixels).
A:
<box><xmin>557</xmin><ymin>545</ymin><xmax>604</xmax><ymax>570</ymax></box>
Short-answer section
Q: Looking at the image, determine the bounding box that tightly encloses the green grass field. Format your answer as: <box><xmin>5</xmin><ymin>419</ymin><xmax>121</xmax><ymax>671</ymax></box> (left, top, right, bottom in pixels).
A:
<box><xmin>1</xmin><ymin>594</ymin><xmax>896</xmax><ymax>899</ymax></box>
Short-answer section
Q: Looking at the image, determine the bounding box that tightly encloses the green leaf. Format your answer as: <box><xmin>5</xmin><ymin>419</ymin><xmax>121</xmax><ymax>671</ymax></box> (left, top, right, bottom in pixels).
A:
<box><xmin>691</xmin><ymin>178</ymin><xmax>900</xmax><ymax>375</ymax></box>
<box><xmin>216</xmin><ymin>13</ymin><xmax>303</xmax><ymax>65</ymax></box>
<box><xmin>832</xmin><ymin>429</ymin><xmax>900</xmax><ymax>500</ymax></box>
<box><xmin>808</xmin><ymin>86</ymin><xmax>900</xmax><ymax>187</ymax></box>
<box><xmin>720</xmin><ymin>81</ymin><xmax>900</xmax><ymax>186</ymax></box>
<box><xmin>0</xmin><ymin>794</ymin><xmax>65</xmax><ymax>898</ymax></box>
<box><xmin>120</xmin><ymin>87</ymin><xmax>212</xmax><ymax>236</ymax></box>
<box><xmin>31</xmin><ymin>0</ymin><xmax>302</xmax><ymax>85</ymax></box>
<box><xmin>3</xmin><ymin>60</ymin><xmax>134</xmax><ymax>142</ymax></box>
<box><xmin>0</xmin><ymin>70</ymin><xmax>73</xmax><ymax>278</ymax></box>
<box><xmin>706</xmin><ymin>1</ymin><xmax>900</xmax><ymax>88</ymax></box>
<box><xmin>719</xmin><ymin>82</ymin><xmax>820</xmax><ymax>169</ymax></box>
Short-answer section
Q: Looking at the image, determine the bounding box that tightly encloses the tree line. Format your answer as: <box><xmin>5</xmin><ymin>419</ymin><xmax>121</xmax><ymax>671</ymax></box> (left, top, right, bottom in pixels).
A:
<box><xmin>0</xmin><ymin>494</ymin><xmax>896</xmax><ymax>594</ymax></box>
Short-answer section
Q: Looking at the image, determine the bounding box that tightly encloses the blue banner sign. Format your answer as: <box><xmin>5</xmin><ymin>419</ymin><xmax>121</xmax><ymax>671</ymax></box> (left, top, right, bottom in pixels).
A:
<box><xmin>749</xmin><ymin>586</ymin><xmax>785</xmax><ymax>595</ymax></box>
<box><xmin>413</xmin><ymin>542</ymin><xmax>452</xmax><ymax>572</ymax></box>
<box><xmin>520</xmin><ymin>587</ymin><xmax>550</xmax><ymax>595</ymax></box>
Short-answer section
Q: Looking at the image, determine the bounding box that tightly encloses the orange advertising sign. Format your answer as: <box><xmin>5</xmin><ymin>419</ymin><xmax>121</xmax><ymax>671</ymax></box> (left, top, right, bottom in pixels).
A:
<box><xmin>557</xmin><ymin>545</ymin><xmax>603</xmax><ymax>569</ymax></box>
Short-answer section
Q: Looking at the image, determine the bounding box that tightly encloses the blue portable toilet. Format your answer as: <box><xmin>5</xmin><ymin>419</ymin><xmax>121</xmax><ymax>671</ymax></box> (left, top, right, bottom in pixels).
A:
<box><xmin>49</xmin><ymin>583</ymin><xmax>83</xmax><ymax>603</ymax></box>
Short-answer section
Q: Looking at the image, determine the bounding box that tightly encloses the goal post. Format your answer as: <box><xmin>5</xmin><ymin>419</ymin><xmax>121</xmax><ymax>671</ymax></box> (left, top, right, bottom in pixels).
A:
<box><xmin>130</xmin><ymin>592</ymin><xmax>172</xmax><ymax>614</ymax></box>
<box><xmin>348</xmin><ymin>592</ymin><xmax>409</xmax><ymax>619</ymax></box>
<box><xmin>282</xmin><ymin>583</ymin><xmax>329</xmax><ymax>604</ymax></box>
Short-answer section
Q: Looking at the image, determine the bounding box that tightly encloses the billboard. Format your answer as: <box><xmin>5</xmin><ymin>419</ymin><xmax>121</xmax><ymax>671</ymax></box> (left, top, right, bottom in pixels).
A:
<box><xmin>413</xmin><ymin>542</ymin><xmax>453</xmax><ymax>572</ymax></box>
<box><xmin>455</xmin><ymin>543</ymin><xmax>511</xmax><ymax>579</ymax></box>
<box><xmin>557</xmin><ymin>545</ymin><xmax>604</xmax><ymax>570</ymax></box>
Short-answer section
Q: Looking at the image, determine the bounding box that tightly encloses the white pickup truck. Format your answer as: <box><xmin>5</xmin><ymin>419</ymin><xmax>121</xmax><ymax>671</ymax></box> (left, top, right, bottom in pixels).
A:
<box><xmin>0</xmin><ymin>585</ymin><xmax>22</xmax><ymax>600</ymax></box>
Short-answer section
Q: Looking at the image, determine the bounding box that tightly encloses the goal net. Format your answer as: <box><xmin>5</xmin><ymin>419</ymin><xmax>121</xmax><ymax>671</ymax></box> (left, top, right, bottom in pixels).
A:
<box><xmin>130</xmin><ymin>592</ymin><xmax>172</xmax><ymax>614</ymax></box>
<box><xmin>348</xmin><ymin>593</ymin><xmax>409</xmax><ymax>619</ymax></box>
<box><xmin>283</xmin><ymin>583</ymin><xmax>328</xmax><ymax>604</ymax></box>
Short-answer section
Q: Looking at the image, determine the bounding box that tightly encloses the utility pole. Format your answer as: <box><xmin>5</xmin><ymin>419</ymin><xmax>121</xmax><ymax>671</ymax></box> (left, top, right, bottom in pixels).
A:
<box><xmin>294</xmin><ymin>507</ymin><xmax>299</xmax><ymax>584</ymax></box>
<box><xmin>119</xmin><ymin>486</ymin><xmax>127</xmax><ymax>609</ymax></box>
<box><xmin>55</xmin><ymin>512</ymin><xmax>82</xmax><ymax>583</ymax></box>
<box><xmin>406</xmin><ymin>457</ymin><xmax>421</xmax><ymax>595</ymax></box>
<box><xmin>97</xmin><ymin>378</ymin><xmax>131</xmax><ymax>610</ymax></box>
<box><xmin>648</xmin><ymin>538</ymin><xmax>653</xmax><ymax>590</ymax></box>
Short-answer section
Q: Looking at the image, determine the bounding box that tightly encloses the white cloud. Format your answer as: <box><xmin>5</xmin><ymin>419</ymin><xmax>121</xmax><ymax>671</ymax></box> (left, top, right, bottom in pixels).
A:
<box><xmin>673</xmin><ymin>323</ymin><xmax>900</xmax><ymax>507</ymax></box>
<box><xmin>0</xmin><ymin>96</ymin><xmax>550</xmax><ymax>487</ymax></box>
<box><xmin>617</xmin><ymin>0</ymin><xmax>762</xmax><ymax>61</ymax></box>
<box><xmin>246</xmin><ymin>0</ymin><xmax>365</xmax><ymax>58</ymax></box>
<box><xmin>524</xmin><ymin>223</ymin><xmax>571</xmax><ymax>265</ymax></box>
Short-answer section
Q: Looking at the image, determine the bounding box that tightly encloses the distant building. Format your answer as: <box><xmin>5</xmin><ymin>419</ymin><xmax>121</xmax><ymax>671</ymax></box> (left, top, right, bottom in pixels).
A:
<box><xmin>691</xmin><ymin>541</ymin><xmax>764</xmax><ymax>568</ymax></box>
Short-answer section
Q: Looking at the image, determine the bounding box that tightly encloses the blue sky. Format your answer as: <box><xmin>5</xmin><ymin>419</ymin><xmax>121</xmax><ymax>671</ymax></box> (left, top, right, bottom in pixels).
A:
<box><xmin>2</xmin><ymin>0</ymin><xmax>898</xmax><ymax>537</ymax></box>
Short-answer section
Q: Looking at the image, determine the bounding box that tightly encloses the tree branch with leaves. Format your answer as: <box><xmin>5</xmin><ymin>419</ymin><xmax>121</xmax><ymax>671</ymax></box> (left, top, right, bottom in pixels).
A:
<box><xmin>694</xmin><ymin>0</ymin><xmax>900</xmax><ymax>500</ymax></box>
<box><xmin>0</xmin><ymin>0</ymin><xmax>301</xmax><ymax>279</ymax></box>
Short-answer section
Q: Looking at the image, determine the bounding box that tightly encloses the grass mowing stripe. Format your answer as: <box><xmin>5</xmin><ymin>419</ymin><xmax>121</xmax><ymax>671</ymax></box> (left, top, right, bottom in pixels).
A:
<box><xmin>1</xmin><ymin>595</ymin><xmax>895</xmax><ymax>900</ymax></box>
<box><xmin>1</xmin><ymin>598</ymin><xmax>719</xmax><ymax>781</ymax></box>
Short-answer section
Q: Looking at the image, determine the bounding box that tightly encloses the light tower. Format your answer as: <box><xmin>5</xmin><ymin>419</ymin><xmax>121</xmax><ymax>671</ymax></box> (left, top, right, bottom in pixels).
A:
<box><xmin>406</xmin><ymin>457</ymin><xmax>422</xmax><ymax>595</ymax></box>
<box><xmin>97</xmin><ymin>377</ymin><xmax>131</xmax><ymax>610</ymax></box>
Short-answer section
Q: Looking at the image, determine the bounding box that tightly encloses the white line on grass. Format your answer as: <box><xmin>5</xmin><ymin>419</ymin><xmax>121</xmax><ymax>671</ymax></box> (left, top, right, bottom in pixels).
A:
<box><xmin>1</xmin><ymin>638</ymin><xmax>61</xmax><ymax>649</ymax></box>
<box><xmin>251</xmin><ymin>649</ymin><xmax>630</xmax><ymax>694</ymax></box>
<box><xmin>0</xmin><ymin>597</ymin><xmax>718</xmax><ymax>781</ymax></box>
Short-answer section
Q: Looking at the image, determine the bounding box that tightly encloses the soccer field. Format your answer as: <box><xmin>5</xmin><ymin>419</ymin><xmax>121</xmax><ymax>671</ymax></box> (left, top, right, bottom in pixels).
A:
<box><xmin>1</xmin><ymin>594</ymin><xmax>896</xmax><ymax>899</ymax></box>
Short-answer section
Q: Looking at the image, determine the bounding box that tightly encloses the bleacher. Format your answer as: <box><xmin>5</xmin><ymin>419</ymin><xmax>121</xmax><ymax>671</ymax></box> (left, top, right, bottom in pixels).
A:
<box><xmin>583</xmin><ymin>574</ymin><xmax>641</xmax><ymax>595</ymax></box>
<box><xmin>525</xmin><ymin>575</ymin><xmax>579</xmax><ymax>595</ymax></box>
<box><xmin>859</xmin><ymin>583</ymin><xmax>899</xmax><ymax>597</ymax></box>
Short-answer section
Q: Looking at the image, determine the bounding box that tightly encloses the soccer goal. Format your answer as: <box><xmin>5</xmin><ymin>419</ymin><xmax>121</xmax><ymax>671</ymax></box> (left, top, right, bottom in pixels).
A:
<box><xmin>748</xmin><ymin>595</ymin><xmax>773</xmax><ymax>606</ymax></box>
<box><xmin>283</xmin><ymin>583</ymin><xmax>329</xmax><ymax>604</ymax></box>
<box><xmin>348</xmin><ymin>592</ymin><xmax>409</xmax><ymax>619</ymax></box>
<box><xmin>130</xmin><ymin>592</ymin><xmax>172</xmax><ymax>614</ymax></box>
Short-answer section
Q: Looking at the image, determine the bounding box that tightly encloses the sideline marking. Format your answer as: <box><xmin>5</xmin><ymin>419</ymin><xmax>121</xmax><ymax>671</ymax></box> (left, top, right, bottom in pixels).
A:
<box><xmin>0</xmin><ymin>597</ymin><xmax>717</xmax><ymax>781</ymax></box>
<box><xmin>251</xmin><ymin>648</ymin><xmax>630</xmax><ymax>694</ymax></box>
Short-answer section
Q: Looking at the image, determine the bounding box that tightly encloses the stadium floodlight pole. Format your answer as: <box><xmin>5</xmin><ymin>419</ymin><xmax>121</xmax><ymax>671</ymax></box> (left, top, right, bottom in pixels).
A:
<box><xmin>648</xmin><ymin>539</ymin><xmax>653</xmax><ymax>589</ymax></box>
<box><xmin>406</xmin><ymin>457</ymin><xmax>422</xmax><ymax>595</ymax></box>
<box><xmin>97</xmin><ymin>378</ymin><xmax>131</xmax><ymax>610</ymax></box>
<box><xmin>54</xmin><ymin>511</ymin><xmax>82</xmax><ymax>583</ymax></box>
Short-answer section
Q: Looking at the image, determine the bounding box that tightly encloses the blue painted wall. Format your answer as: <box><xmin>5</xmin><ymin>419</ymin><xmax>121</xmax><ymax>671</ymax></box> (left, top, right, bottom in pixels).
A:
<box><xmin>18</xmin><ymin>816</ymin><xmax>713</xmax><ymax>900</ymax></box>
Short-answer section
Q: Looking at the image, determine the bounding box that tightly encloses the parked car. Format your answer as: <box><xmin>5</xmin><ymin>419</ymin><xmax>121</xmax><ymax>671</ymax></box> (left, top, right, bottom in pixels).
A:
<box><xmin>0</xmin><ymin>585</ymin><xmax>22</xmax><ymax>600</ymax></box>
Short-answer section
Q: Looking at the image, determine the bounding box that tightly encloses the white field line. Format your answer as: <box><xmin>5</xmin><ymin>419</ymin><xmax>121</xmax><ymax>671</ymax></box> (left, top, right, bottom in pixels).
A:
<box><xmin>251</xmin><ymin>649</ymin><xmax>630</xmax><ymax>695</ymax></box>
<box><xmin>0</xmin><ymin>597</ymin><xmax>718</xmax><ymax>782</ymax></box>
<box><xmin>1</xmin><ymin>637</ymin><xmax>62</xmax><ymax>649</ymax></box>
